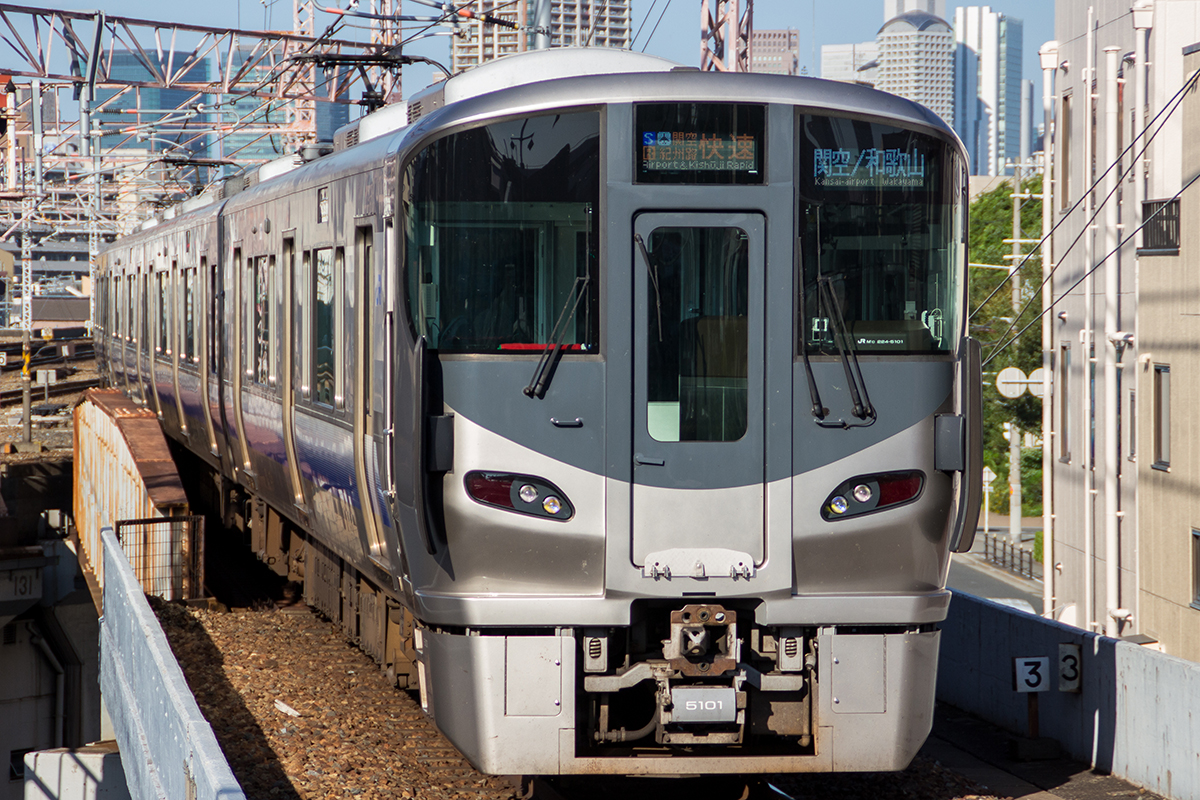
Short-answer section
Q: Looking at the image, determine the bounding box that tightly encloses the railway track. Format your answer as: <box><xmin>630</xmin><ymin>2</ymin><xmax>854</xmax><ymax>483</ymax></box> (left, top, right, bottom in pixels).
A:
<box><xmin>150</xmin><ymin>537</ymin><xmax>997</xmax><ymax>800</ymax></box>
<box><xmin>0</xmin><ymin>376</ymin><xmax>100</xmax><ymax>406</ymax></box>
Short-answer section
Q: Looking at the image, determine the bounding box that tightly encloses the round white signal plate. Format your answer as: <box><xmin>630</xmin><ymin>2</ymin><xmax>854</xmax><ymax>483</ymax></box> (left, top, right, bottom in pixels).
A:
<box><xmin>996</xmin><ymin>366</ymin><xmax>1026</xmax><ymax>398</ymax></box>
<box><xmin>1027</xmin><ymin>367</ymin><xmax>1046</xmax><ymax>397</ymax></box>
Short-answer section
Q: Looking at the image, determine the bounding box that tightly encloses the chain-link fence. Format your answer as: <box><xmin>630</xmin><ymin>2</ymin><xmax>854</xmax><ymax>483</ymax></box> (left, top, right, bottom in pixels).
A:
<box><xmin>115</xmin><ymin>516</ymin><xmax>206</xmax><ymax>601</ymax></box>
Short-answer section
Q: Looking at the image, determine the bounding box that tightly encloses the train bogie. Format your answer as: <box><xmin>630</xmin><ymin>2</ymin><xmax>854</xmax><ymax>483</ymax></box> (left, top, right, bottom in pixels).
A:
<box><xmin>96</xmin><ymin>47</ymin><xmax>980</xmax><ymax>776</ymax></box>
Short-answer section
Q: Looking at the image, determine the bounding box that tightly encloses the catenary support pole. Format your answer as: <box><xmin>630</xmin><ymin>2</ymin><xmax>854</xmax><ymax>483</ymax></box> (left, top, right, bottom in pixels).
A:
<box><xmin>1040</xmin><ymin>40</ymin><xmax>1058</xmax><ymax>618</ymax></box>
<box><xmin>1082</xmin><ymin>7</ymin><xmax>1096</xmax><ymax>632</ymax></box>
<box><xmin>1103</xmin><ymin>46</ymin><xmax>1121</xmax><ymax>638</ymax></box>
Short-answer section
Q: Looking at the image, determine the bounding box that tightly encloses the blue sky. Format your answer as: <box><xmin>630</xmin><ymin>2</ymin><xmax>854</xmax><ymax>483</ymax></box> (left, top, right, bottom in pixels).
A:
<box><xmin>30</xmin><ymin>0</ymin><xmax>1055</xmax><ymax>104</ymax></box>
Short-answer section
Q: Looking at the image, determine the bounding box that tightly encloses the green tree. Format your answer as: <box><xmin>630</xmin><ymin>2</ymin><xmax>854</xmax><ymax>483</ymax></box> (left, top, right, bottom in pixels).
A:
<box><xmin>969</xmin><ymin>174</ymin><xmax>1043</xmax><ymax>516</ymax></box>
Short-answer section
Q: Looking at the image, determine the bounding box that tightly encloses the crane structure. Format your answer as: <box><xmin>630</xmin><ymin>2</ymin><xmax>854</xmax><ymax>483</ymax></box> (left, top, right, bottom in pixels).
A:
<box><xmin>700</xmin><ymin>0</ymin><xmax>753</xmax><ymax>73</ymax></box>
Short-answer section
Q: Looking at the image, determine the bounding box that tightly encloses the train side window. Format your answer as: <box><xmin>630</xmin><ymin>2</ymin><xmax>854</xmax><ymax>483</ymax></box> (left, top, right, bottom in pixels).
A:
<box><xmin>314</xmin><ymin>246</ymin><xmax>337</xmax><ymax>407</ymax></box>
<box><xmin>317</xmin><ymin>187</ymin><xmax>330</xmax><ymax>224</ymax></box>
<box><xmin>251</xmin><ymin>255</ymin><xmax>271</xmax><ymax>386</ymax></box>
<box><xmin>184</xmin><ymin>267</ymin><xmax>196</xmax><ymax>362</ymax></box>
<box><xmin>141</xmin><ymin>270</ymin><xmax>150</xmax><ymax>353</ymax></box>
<box><xmin>206</xmin><ymin>257</ymin><xmax>217</xmax><ymax>375</ymax></box>
<box><xmin>357</xmin><ymin>225</ymin><xmax>372</xmax><ymax>411</ymax></box>
<box><xmin>157</xmin><ymin>269</ymin><xmax>169</xmax><ymax>354</ymax></box>
<box><xmin>298</xmin><ymin>250</ymin><xmax>311</xmax><ymax>398</ymax></box>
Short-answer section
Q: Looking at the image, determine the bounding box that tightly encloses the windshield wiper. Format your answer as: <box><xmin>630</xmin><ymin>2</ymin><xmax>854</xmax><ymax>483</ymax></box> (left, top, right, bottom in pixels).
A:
<box><xmin>634</xmin><ymin>233</ymin><xmax>663</xmax><ymax>342</ymax></box>
<box><xmin>523</xmin><ymin>275</ymin><xmax>590</xmax><ymax>399</ymax></box>
<box><xmin>814</xmin><ymin>276</ymin><xmax>876</xmax><ymax>428</ymax></box>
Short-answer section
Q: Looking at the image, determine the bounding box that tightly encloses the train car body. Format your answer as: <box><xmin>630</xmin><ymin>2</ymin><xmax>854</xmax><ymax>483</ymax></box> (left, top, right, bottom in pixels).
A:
<box><xmin>95</xmin><ymin>48</ymin><xmax>982</xmax><ymax>775</ymax></box>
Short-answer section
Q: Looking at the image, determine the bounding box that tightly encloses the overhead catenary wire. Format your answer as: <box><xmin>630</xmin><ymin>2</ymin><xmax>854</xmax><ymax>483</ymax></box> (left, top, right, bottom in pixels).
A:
<box><xmin>970</xmin><ymin>63</ymin><xmax>1200</xmax><ymax>326</ymax></box>
<box><xmin>640</xmin><ymin>0</ymin><xmax>674</xmax><ymax>53</ymax></box>
<box><xmin>972</xmin><ymin>65</ymin><xmax>1200</xmax><ymax>365</ymax></box>
<box><xmin>982</xmin><ymin>170</ymin><xmax>1200</xmax><ymax>369</ymax></box>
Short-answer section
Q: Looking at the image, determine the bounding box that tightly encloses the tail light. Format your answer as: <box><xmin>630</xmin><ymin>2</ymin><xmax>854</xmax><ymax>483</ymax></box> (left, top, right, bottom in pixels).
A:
<box><xmin>821</xmin><ymin>471</ymin><xmax>924</xmax><ymax>521</ymax></box>
<box><xmin>464</xmin><ymin>471</ymin><xmax>574</xmax><ymax>521</ymax></box>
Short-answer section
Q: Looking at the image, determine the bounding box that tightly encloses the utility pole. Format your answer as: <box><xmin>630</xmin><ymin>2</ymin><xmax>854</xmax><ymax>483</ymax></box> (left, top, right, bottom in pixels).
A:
<box><xmin>1009</xmin><ymin>162</ymin><xmax>1023</xmax><ymax>545</ymax></box>
<box><xmin>22</xmin><ymin>78</ymin><xmax>42</xmax><ymax>444</ymax></box>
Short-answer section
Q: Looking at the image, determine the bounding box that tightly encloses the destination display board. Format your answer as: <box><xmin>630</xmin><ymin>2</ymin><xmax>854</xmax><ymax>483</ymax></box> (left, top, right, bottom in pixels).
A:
<box><xmin>812</xmin><ymin>145</ymin><xmax>927</xmax><ymax>188</ymax></box>
<box><xmin>800</xmin><ymin>114</ymin><xmax>946</xmax><ymax>195</ymax></box>
<box><xmin>635</xmin><ymin>103</ymin><xmax>765</xmax><ymax>184</ymax></box>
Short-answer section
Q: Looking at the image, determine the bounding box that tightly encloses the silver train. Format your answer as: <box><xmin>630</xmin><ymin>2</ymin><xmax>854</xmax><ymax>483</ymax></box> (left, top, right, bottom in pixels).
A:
<box><xmin>95</xmin><ymin>48</ymin><xmax>983</xmax><ymax>775</ymax></box>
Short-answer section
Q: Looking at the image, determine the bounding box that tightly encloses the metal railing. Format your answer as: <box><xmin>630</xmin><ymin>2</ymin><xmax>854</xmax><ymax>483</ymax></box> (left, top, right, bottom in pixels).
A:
<box><xmin>114</xmin><ymin>516</ymin><xmax>205</xmax><ymax>601</ymax></box>
<box><xmin>982</xmin><ymin>532</ymin><xmax>1039</xmax><ymax>581</ymax></box>
<box><xmin>1140</xmin><ymin>198</ymin><xmax>1180</xmax><ymax>254</ymax></box>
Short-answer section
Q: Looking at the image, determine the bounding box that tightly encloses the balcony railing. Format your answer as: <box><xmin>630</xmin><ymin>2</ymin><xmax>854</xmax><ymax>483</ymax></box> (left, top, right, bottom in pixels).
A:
<box><xmin>1140</xmin><ymin>198</ymin><xmax>1180</xmax><ymax>255</ymax></box>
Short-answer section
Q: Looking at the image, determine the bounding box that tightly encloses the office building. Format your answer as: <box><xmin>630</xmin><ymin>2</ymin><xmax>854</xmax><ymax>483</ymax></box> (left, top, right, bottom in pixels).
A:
<box><xmin>953</xmin><ymin>6</ymin><xmax>1024</xmax><ymax>175</ymax></box>
<box><xmin>751</xmin><ymin>29</ymin><xmax>799</xmax><ymax>76</ymax></box>
<box><xmin>451</xmin><ymin>0</ymin><xmax>632</xmax><ymax>73</ymax></box>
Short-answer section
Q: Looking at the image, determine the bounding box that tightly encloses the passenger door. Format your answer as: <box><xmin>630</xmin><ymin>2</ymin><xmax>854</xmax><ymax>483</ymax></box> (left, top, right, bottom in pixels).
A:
<box><xmin>630</xmin><ymin>213</ymin><xmax>766</xmax><ymax>575</ymax></box>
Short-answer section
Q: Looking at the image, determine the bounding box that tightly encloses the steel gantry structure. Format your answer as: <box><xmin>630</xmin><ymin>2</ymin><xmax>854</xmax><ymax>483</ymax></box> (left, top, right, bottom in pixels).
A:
<box><xmin>700</xmin><ymin>0</ymin><xmax>752</xmax><ymax>72</ymax></box>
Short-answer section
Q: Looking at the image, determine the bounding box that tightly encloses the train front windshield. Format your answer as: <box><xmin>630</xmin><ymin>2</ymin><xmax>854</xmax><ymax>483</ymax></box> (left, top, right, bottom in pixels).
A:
<box><xmin>403</xmin><ymin>111</ymin><xmax>600</xmax><ymax>353</ymax></box>
<box><xmin>798</xmin><ymin>114</ymin><xmax>964</xmax><ymax>355</ymax></box>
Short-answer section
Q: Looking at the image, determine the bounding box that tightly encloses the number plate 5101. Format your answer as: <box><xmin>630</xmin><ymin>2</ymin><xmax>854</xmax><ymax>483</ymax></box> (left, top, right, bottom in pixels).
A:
<box><xmin>671</xmin><ymin>686</ymin><xmax>737</xmax><ymax>723</ymax></box>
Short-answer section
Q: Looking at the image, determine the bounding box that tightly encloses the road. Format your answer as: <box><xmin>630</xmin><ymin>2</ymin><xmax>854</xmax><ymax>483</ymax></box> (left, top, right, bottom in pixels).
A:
<box><xmin>947</xmin><ymin>553</ymin><xmax>1043</xmax><ymax>612</ymax></box>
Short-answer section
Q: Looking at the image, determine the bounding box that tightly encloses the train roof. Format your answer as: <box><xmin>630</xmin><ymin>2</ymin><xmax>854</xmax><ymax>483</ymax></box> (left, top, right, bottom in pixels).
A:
<box><xmin>117</xmin><ymin>48</ymin><xmax>963</xmax><ymax>239</ymax></box>
<box><xmin>389</xmin><ymin>48</ymin><xmax>962</xmax><ymax>157</ymax></box>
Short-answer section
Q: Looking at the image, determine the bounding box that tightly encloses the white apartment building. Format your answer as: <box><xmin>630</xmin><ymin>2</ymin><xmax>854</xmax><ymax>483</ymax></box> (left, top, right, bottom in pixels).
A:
<box><xmin>954</xmin><ymin>6</ymin><xmax>1025</xmax><ymax>175</ymax></box>
<box><xmin>875</xmin><ymin>10</ymin><xmax>955</xmax><ymax>125</ymax></box>
<box><xmin>451</xmin><ymin>0</ymin><xmax>631</xmax><ymax>73</ymax></box>
<box><xmin>1043</xmin><ymin>0</ymin><xmax>1200</xmax><ymax>661</ymax></box>
<box><xmin>820</xmin><ymin>41</ymin><xmax>879</xmax><ymax>85</ymax></box>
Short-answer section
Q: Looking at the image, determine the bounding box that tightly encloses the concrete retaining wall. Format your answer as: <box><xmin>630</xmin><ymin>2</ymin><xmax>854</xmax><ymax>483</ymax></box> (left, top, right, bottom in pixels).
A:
<box><xmin>99</xmin><ymin>528</ymin><xmax>244</xmax><ymax>800</ymax></box>
<box><xmin>938</xmin><ymin>592</ymin><xmax>1200</xmax><ymax>800</ymax></box>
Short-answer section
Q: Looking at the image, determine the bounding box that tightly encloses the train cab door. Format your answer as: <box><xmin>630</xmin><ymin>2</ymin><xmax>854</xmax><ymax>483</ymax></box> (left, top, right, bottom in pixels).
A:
<box><xmin>630</xmin><ymin>213</ymin><xmax>766</xmax><ymax>575</ymax></box>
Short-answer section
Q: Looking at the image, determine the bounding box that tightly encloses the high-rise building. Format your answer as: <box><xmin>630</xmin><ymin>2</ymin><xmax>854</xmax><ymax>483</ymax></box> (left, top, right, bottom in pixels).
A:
<box><xmin>953</xmin><ymin>6</ymin><xmax>1024</xmax><ymax>175</ymax></box>
<box><xmin>95</xmin><ymin>51</ymin><xmax>209</xmax><ymax>158</ymax></box>
<box><xmin>883</xmin><ymin>0</ymin><xmax>946</xmax><ymax>21</ymax></box>
<box><xmin>875</xmin><ymin>11</ymin><xmax>955</xmax><ymax>126</ymax></box>
<box><xmin>219</xmin><ymin>51</ymin><xmax>351</xmax><ymax>164</ymax></box>
<box><xmin>451</xmin><ymin>0</ymin><xmax>631</xmax><ymax>73</ymax></box>
<box><xmin>820</xmin><ymin>41</ymin><xmax>879</xmax><ymax>85</ymax></box>
<box><xmin>751</xmin><ymin>29</ymin><xmax>799</xmax><ymax>76</ymax></box>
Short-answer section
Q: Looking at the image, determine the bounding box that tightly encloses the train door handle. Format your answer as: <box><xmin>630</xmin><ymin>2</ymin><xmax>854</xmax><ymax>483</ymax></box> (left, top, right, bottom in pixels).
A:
<box><xmin>634</xmin><ymin>453</ymin><xmax>665</xmax><ymax>466</ymax></box>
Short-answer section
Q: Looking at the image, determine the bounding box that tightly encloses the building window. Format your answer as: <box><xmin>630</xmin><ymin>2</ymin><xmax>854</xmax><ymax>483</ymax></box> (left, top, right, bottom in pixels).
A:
<box><xmin>1139</xmin><ymin>199</ymin><xmax>1181</xmax><ymax>255</ymax></box>
<box><xmin>1193</xmin><ymin>529</ymin><xmax>1200</xmax><ymax>610</ymax></box>
<box><xmin>1153</xmin><ymin>363</ymin><xmax>1170</xmax><ymax>470</ymax></box>
<box><xmin>1058</xmin><ymin>342</ymin><xmax>1071</xmax><ymax>462</ymax></box>
<box><xmin>1128</xmin><ymin>389</ymin><xmax>1136</xmax><ymax>462</ymax></box>
<box><xmin>1060</xmin><ymin>93</ymin><xmax>1071</xmax><ymax>209</ymax></box>
<box><xmin>9</xmin><ymin>748</ymin><xmax>32</xmax><ymax>782</ymax></box>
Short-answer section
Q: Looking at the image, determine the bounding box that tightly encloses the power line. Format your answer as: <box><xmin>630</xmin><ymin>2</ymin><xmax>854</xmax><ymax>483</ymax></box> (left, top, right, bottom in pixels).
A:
<box><xmin>983</xmin><ymin>171</ymin><xmax>1200</xmax><ymax>369</ymax></box>
<box><xmin>971</xmin><ymin>66</ymin><xmax>1200</xmax><ymax>365</ymax></box>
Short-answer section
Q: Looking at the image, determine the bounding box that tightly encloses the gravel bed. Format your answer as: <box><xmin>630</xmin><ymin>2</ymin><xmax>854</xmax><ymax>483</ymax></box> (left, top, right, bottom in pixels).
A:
<box><xmin>152</xmin><ymin>600</ymin><xmax>521</xmax><ymax>800</ymax></box>
<box><xmin>152</xmin><ymin>600</ymin><xmax>1004</xmax><ymax>800</ymax></box>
